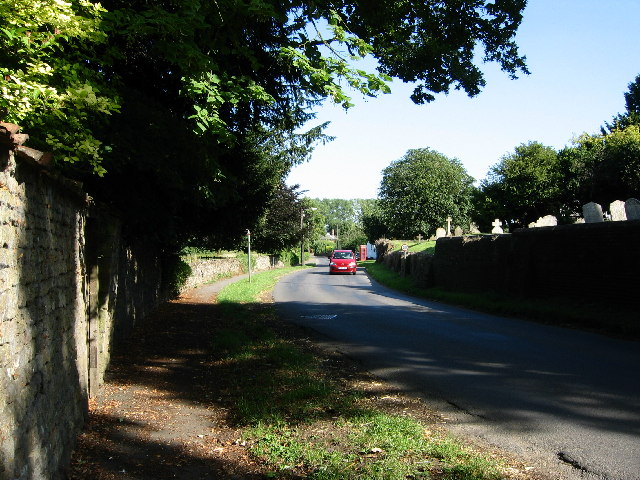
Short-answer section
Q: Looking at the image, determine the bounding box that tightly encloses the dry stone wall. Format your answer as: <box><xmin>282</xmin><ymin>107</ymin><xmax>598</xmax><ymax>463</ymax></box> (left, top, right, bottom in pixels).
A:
<box><xmin>181</xmin><ymin>255</ymin><xmax>285</xmax><ymax>291</ymax></box>
<box><xmin>0</xmin><ymin>153</ymin><xmax>89</xmax><ymax>480</ymax></box>
<box><xmin>0</xmin><ymin>139</ymin><xmax>167</xmax><ymax>479</ymax></box>
<box><xmin>0</xmin><ymin>123</ymin><xmax>293</xmax><ymax>479</ymax></box>
<box><xmin>381</xmin><ymin>222</ymin><xmax>640</xmax><ymax>314</ymax></box>
<box><xmin>432</xmin><ymin>222</ymin><xmax>640</xmax><ymax>307</ymax></box>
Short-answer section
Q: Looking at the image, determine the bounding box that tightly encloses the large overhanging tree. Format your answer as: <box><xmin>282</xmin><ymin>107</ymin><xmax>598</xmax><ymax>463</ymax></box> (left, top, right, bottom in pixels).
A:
<box><xmin>1</xmin><ymin>0</ymin><xmax>528</xmax><ymax>249</ymax></box>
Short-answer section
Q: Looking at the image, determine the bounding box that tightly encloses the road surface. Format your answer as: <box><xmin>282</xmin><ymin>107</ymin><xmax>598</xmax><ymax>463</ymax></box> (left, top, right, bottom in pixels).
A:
<box><xmin>273</xmin><ymin>258</ymin><xmax>640</xmax><ymax>480</ymax></box>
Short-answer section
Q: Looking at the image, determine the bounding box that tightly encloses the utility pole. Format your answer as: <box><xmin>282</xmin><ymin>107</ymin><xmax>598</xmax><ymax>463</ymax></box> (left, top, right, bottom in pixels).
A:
<box><xmin>300</xmin><ymin>209</ymin><xmax>304</xmax><ymax>266</ymax></box>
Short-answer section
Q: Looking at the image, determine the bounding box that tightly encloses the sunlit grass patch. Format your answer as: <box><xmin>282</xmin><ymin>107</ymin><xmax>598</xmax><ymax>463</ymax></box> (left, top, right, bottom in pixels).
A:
<box><xmin>217</xmin><ymin>266</ymin><xmax>309</xmax><ymax>304</ymax></box>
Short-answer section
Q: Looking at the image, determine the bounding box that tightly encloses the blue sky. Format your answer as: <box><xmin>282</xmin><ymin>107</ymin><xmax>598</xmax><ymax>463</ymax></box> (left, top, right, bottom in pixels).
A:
<box><xmin>286</xmin><ymin>0</ymin><xmax>640</xmax><ymax>199</ymax></box>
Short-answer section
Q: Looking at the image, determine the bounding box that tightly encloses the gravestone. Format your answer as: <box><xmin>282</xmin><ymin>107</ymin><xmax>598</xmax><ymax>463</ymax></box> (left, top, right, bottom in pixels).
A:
<box><xmin>609</xmin><ymin>200</ymin><xmax>627</xmax><ymax>221</ymax></box>
<box><xmin>435</xmin><ymin>227</ymin><xmax>446</xmax><ymax>239</ymax></box>
<box><xmin>625</xmin><ymin>198</ymin><xmax>640</xmax><ymax>220</ymax></box>
<box><xmin>469</xmin><ymin>222</ymin><xmax>481</xmax><ymax>234</ymax></box>
<box><xmin>491</xmin><ymin>218</ymin><xmax>503</xmax><ymax>234</ymax></box>
<box><xmin>454</xmin><ymin>226</ymin><xmax>463</xmax><ymax>237</ymax></box>
<box><xmin>446</xmin><ymin>216</ymin><xmax>452</xmax><ymax>236</ymax></box>
<box><xmin>532</xmin><ymin>215</ymin><xmax>557</xmax><ymax>227</ymax></box>
<box><xmin>583</xmin><ymin>202</ymin><xmax>604</xmax><ymax>223</ymax></box>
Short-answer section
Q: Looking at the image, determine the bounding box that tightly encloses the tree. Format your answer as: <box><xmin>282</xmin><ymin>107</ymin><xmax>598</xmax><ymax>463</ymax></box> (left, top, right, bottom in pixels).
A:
<box><xmin>0</xmin><ymin>0</ymin><xmax>118</xmax><ymax>173</ymax></box>
<box><xmin>561</xmin><ymin>125</ymin><xmax>640</xmax><ymax>209</ymax></box>
<box><xmin>252</xmin><ymin>183</ymin><xmax>307</xmax><ymax>254</ymax></box>
<box><xmin>359</xmin><ymin>199</ymin><xmax>388</xmax><ymax>242</ymax></box>
<box><xmin>2</xmin><ymin>0</ymin><xmax>529</xmax><ymax>250</ymax></box>
<box><xmin>378</xmin><ymin>149</ymin><xmax>474</xmax><ymax>237</ymax></box>
<box><xmin>603</xmin><ymin>74</ymin><xmax>640</xmax><ymax>132</ymax></box>
<box><xmin>474</xmin><ymin>142</ymin><xmax>562</xmax><ymax>228</ymax></box>
<box><xmin>314</xmin><ymin>199</ymin><xmax>358</xmax><ymax>231</ymax></box>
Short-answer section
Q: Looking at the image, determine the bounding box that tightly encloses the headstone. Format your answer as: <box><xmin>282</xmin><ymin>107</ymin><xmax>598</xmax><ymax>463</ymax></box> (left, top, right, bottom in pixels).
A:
<box><xmin>469</xmin><ymin>222</ymin><xmax>481</xmax><ymax>234</ymax></box>
<box><xmin>446</xmin><ymin>216</ymin><xmax>452</xmax><ymax>236</ymax></box>
<box><xmin>582</xmin><ymin>202</ymin><xmax>604</xmax><ymax>223</ymax></box>
<box><xmin>532</xmin><ymin>215</ymin><xmax>557</xmax><ymax>227</ymax></box>
<box><xmin>435</xmin><ymin>227</ymin><xmax>446</xmax><ymax>239</ymax></box>
<box><xmin>416</xmin><ymin>234</ymin><xmax>423</xmax><ymax>242</ymax></box>
<box><xmin>609</xmin><ymin>200</ymin><xmax>627</xmax><ymax>221</ymax></box>
<box><xmin>491</xmin><ymin>218</ymin><xmax>503</xmax><ymax>234</ymax></box>
<box><xmin>454</xmin><ymin>226</ymin><xmax>463</xmax><ymax>237</ymax></box>
<box><xmin>625</xmin><ymin>198</ymin><xmax>640</xmax><ymax>220</ymax></box>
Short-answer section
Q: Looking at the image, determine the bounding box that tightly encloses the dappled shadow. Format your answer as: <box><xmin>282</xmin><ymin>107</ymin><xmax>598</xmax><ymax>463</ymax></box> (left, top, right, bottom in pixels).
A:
<box><xmin>70</xmin><ymin>283</ymin><xmax>447</xmax><ymax>480</ymax></box>
<box><xmin>72</xmin><ymin>412</ymin><xmax>231</xmax><ymax>479</ymax></box>
<box><xmin>69</xmin><ymin>298</ymin><xmax>275</xmax><ymax>479</ymax></box>
<box><xmin>72</xmin><ymin>283</ymin><xmax>444</xmax><ymax>480</ymax></box>
<box><xmin>2</xmin><ymin>158</ymin><xmax>87</xmax><ymax>479</ymax></box>
<box><xmin>69</xmin><ymin>265</ymin><xmax>640</xmax><ymax>479</ymax></box>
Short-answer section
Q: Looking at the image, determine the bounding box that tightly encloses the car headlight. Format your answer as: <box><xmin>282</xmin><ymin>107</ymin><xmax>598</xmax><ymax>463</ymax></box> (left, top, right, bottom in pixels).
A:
<box><xmin>330</xmin><ymin>262</ymin><xmax>336</xmax><ymax>266</ymax></box>
<box><xmin>349</xmin><ymin>262</ymin><xmax>356</xmax><ymax>267</ymax></box>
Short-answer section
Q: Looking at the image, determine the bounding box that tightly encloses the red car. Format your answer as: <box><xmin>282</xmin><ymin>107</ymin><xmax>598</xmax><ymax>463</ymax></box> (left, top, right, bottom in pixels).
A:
<box><xmin>329</xmin><ymin>250</ymin><xmax>357</xmax><ymax>275</ymax></box>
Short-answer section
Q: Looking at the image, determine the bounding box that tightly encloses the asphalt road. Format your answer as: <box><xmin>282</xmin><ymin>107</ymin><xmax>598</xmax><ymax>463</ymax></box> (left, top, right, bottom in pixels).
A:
<box><xmin>272</xmin><ymin>258</ymin><xmax>640</xmax><ymax>480</ymax></box>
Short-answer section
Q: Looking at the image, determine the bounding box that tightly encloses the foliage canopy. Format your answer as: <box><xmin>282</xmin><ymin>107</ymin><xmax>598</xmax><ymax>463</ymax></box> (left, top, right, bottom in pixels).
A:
<box><xmin>1</xmin><ymin>0</ymin><xmax>529</xmax><ymax>249</ymax></box>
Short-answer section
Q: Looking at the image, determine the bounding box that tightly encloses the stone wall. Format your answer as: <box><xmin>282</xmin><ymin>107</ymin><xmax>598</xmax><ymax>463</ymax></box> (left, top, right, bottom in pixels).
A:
<box><xmin>181</xmin><ymin>255</ymin><xmax>285</xmax><ymax>291</ymax></box>
<box><xmin>433</xmin><ymin>222</ymin><xmax>640</xmax><ymax>307</ymax></box>
<box><xmin>381</xmin><ymin>221</ymin><xmax>640</xmax><ymax>309</ymax></box>
<box><xmin>0</xmin><ymin>143</ymin><xmax>167</xmax><ymax>479</ymax></box>
<box><xmin>0</xmin><ymin>121</ymin><xmax>294</xmax><ymax>479</ymax></box>
<box><xmin>1</xmin><ymin>152</ymin><xmax>89</xmax><ymax>480</ymax></box>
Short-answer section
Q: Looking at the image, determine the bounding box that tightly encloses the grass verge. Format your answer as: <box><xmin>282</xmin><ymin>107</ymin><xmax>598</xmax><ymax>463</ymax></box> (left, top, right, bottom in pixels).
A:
<box><xmin>362</xmin><ymin>260</ymin><xmax>639</xmax><ymax>339</ymax></box>
<box><xmin>387</xmin><ymin>239</ymin><xmax>437</xmax><ymax>254</ymax></box>
<box><xmin>213</xmin><ymin>267</ymin><xmax>530</xmax><ymax>480</ymax></box>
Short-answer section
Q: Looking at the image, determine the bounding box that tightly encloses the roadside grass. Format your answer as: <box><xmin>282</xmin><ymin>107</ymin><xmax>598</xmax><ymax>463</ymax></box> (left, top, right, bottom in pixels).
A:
<box><xmin>213</xmin><ymin>267</ymin><xmax>513</xmax><ymax>480</ymax></box>
<box><xmin>216</xmin><ymin>266</ymin><xmax>307</xmax><ymax>304</ymax></box>
<box><xmin>362</xmin><ymin>260</ymin><xmax>639</xmax><ymax>339</ymax></box>
<box><xmin>386</xmin><ymin>239</ymin><xmax>437</xmax><ymax>254</ymax></box>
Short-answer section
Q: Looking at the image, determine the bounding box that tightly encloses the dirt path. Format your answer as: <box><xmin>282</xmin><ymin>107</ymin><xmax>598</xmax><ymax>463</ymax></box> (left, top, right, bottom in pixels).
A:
<box><xmin>69</xmin><ymin>277</ymin><xmax>268</xmax><ymax>479</ymax></box>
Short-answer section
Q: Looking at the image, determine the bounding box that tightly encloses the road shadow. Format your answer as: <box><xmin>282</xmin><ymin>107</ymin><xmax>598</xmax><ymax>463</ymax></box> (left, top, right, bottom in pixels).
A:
<box><xmin>273</xmin><ymin>272</ymin><xmax>640</xmax><ymax>441</ymax></box>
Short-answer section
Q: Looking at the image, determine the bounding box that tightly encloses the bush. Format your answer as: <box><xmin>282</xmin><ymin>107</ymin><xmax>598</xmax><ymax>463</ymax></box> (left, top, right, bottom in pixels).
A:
<box><xmin>274</xmin><ymin>249</ymin><xmax>299</xmax><ymax>267</ymax></box>
<box><xmin>163</xmin><ymin>255</ymin><xmax>193</xmax><ymax>298</ymax></box>
<box><xmin>374</xmin><ymin>238</ymin><xmax>394</xmax><ymax>262</ymax></box>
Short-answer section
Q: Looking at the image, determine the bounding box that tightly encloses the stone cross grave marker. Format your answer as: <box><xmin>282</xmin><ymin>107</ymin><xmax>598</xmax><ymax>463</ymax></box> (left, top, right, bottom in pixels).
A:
<box><xmin>435</xmin><ymin>227</ymin><xmax>446</xmax><ymax>239</ymax></box>
<box><xmin>416</xmin><ymin>234</ymin><xmax>423</xmax><ymax>242</ymax></box>
<box><xmin>491</xmin><ymin>218</ymin><xmax>503</xmax><ymax>234</ymax></box>
<box><xmin>583</xmin><ymin>202</ymin><xmax>604</xmax><ymax>223</ymax></box>
<box><xmin>625</xmin><ymin>198</ymin><xmax>640</xmax><ymax>220</ymax></box>
<box><xmin>446</xmin><ymin>216</ymin><xmax>452</xmax><ymax>236</ymax></box>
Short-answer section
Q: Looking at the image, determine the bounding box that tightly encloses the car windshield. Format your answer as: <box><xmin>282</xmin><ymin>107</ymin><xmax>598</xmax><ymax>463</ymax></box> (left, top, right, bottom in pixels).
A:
<box><xmin>333</xmin><ymin>251</ymin><xmax>353</xmax><ymax>259</ymax></box>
